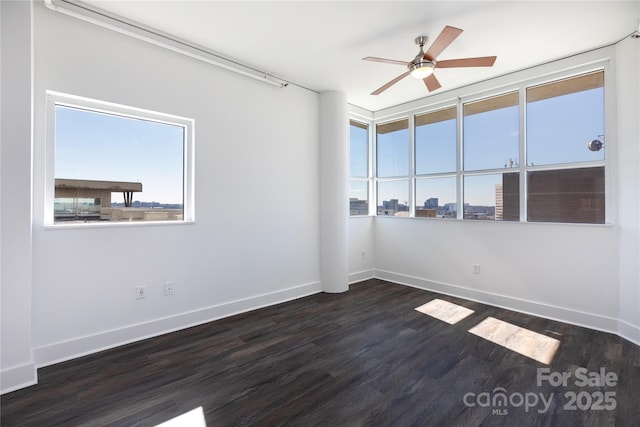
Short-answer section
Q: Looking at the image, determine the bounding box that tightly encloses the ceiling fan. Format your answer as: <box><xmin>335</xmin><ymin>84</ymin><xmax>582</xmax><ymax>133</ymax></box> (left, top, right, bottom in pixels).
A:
<box><xmin>363</xmin><ymin>25</ymin><xmax>497</xmax><ymax>95</ymax></box>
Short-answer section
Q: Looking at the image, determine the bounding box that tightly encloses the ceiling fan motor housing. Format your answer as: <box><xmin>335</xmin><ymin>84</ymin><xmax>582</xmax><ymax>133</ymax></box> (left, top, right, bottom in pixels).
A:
<box><xmin>409</xmin><ymin>35</ymin><xmax>435</xmax><ymax>75</ymax></box>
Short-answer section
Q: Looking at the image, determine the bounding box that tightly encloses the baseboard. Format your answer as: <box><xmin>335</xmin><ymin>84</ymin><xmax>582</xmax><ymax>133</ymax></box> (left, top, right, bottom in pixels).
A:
<box><xmin>1</xmin><ymin>362</ymin><xmax>37</xmax><ymax>395</ymax></box>
<box><xmin>618</xmin><ymin>319</ymin><xmax>640</xmax><ymax>346</ymax></box>
<box><xmin>375</xmin><ymin>269</ymin><xmax>621</xmax><ymax>336</ymax></box>
<box><xmin>34</xmin><ymin>281</ymin><xmax>322</xmax><ymax>369</ymax></box>
<box><xmin>349</xmin><ymin>269</ymin><xmax>375</xmax><ymax>284</ymax></box>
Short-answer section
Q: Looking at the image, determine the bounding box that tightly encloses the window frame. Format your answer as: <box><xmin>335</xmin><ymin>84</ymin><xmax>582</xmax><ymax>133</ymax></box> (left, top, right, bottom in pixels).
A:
<box><xmin>414</xmin><ymin>104</ymin><xmax>459</xmax><ymax>219</ymax></box>
<box><xmin>349</xmin><ymin>118</ymin><xmax>374</xmax><ymax>217</ymax></box>
<box><xmin>370</xmin><ymin>59</ymin><xmax>611</xmax><ymax>225</ymax></box>
<box><xmin>374</xmin><ymin>116</ymin><xmax>411</xmax><ymax>217</ymax></box>
<box><xmin>45</xmin><ymin>91</ymin><xmax>195</xmax><ymax>227</ymax></box>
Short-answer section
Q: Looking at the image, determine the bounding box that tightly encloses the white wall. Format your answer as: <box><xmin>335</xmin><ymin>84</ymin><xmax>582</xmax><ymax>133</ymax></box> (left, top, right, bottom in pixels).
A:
<box><xmin>25</xmin><ymin>2</ymin><xmax>321</xmax><ymax>368</ymax></box>
<box><xmin>376</xmin><ymin>219</ymin><xmax>619</xmax><ymax>330</ymax></box>
<box><xmin>616</xmin><ymin>35</ymin><xmax>640</xmax><ymax>343</ymax></box>
<box><xmin>1</xmin><ymin>0</ymin><xmax>36</xmax><ymax>393</ymax></box>
<box><xmin>319</xmin><ymin>92</ymin><xmax>349</xmax><ymax>293</ymax></box>
<box><xmin>349</xmin><ymin>217</ymin><xmax>376</xmax><ymax>282</ymax></box>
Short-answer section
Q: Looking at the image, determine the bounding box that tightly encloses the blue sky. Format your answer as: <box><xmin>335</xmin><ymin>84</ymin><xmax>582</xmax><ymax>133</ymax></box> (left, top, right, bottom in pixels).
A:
<box><xmin>55</xmin><ymin>106</ymin><xmax>185</xmax><ymax>205</ymax></box>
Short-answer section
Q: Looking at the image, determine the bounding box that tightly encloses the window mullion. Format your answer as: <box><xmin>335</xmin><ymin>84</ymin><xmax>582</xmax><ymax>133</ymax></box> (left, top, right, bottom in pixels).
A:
<box><xmin>408</xmin><ymin>114</ymin><xmax>416</xmax><ymax>217</ymax></box>
<box><xmin>519</xmin><ymin>86</ymin><xmax>527</xmax><ymax>222</ymax></box>
<box><xmin>456</xmin><ymin>97</ymin><xmax>463</xmax><ymax>220</ymax></box>
<box><xmin>368</xmin><ymin>120</ymin><xmax>375</xmax><ymax>216</ymax></box>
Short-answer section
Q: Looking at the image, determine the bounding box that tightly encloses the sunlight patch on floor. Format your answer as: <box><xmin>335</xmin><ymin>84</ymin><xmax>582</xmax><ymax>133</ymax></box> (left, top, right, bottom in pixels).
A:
<box><xmin>468</xmin><ymin>317</ymin><xmax>560</xmax><ymax>365</ymax></box>
<box><xmin>156</xmin><ymin>406</ymin><xmax>206</xmax><ymax>427</ymax></box>
<box><xmin>415</xmin><ymin>299</ymin><xmax>475</xmax><ymax>325</ymax></box>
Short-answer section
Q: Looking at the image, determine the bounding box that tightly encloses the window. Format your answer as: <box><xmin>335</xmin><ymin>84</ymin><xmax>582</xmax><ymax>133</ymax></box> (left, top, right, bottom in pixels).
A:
<box><xmin>463</xmin><ymin>92</ymin><xmax>519</xmax><ymax>171</ymax></box>
<box><xmin>415</xmin><ymin>107</ymin><xmax>457</xmax><ymax>218</ymax></box>
<box><xmin>525</xmin><ymin>71</ymin><xmax>605</xmax><ymax>223</ymax></box>
<box><xmin>462</xmin><ymin>92</ymin><xmax>520</xmax><ymax>221</ymax></box>
<box><xmin>527</xmin><ymin>168</ymin><xmax>604</xmax><ymax>223</ymax></box>
<box><xmin>415</xmin><ymin>107</ymin><xmax>456</xmax><ymax>174</ymax></box>
<box><xmin>349</xmin><ymin>120</ymin><xmax>370</xmax><ymax>216</ymax></box>
<box><xmin>376</xmin><ymin>119</ymin><xmax>409</xmax><ymax>216</ymax></box>
<box><xmin>415</xmin><ymin>176</ymin><xmax>457</xmax><ymax>218</ymax></box>
<box><xmin>377</xmin><ymin>180</ymin><xmax>409</xmax><ymax>217</ymax></box>
<box><xmin>464</xmin><ymin>173</ymin><xmax>519</xmax><ymax>220</ymax></box>
<box><xmin>372</xmin><ymin>66</ymin><xmax>607</xmax><ymax>225</ymax></box>
<box><xmin>46</xmin><ymin>92</ymin><xmax>194</xmax><ymax>225</ymax></box>
<box><xmin>377</xmin><ymin>119</ymin><xmax>409</xmax><ymax>177</ymax></box>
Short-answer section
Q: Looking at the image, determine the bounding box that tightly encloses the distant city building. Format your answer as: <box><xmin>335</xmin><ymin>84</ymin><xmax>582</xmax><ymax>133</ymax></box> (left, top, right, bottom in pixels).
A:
<box><xmin>383</xmin><ymin>199</ymin><xmax>399</xmax><ymax>211</ymax></box>
<box><xmin>444</xmin><ymin>203</ymin><xmax>457</xmax><ymax>212</ymax></box>
<box><xmin>415</xmin><ymin>209</ymin><xmax>436</xmax><ymax>218</ymax></box>
<box><xmin>378</xmin><ymin>199</ymin><xmax>409</xmax><ymax>216</ymax></box>
<box><xmin>424</xmin><ymin>198</ymin><xmax>439</xmax><ymax>208</ymax></box>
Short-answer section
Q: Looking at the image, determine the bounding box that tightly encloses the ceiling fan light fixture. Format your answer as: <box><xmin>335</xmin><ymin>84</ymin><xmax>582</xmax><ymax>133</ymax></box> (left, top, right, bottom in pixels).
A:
<box><xmin>409</xmin><ymin>61</ymin><xmax>434</xmax><ymax>79</ymax></box>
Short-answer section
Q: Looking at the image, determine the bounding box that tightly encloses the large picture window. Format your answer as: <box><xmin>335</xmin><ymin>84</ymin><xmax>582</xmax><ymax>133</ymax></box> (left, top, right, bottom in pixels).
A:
<box><xmin>46</xmin><ymin>92</ymin><xmax>194</xmax><ymax>225</ymax></box>
<box><xmin>371</xmin><ymin>67</ymin><xmax>607</xmax><ymax>224</ymax></box>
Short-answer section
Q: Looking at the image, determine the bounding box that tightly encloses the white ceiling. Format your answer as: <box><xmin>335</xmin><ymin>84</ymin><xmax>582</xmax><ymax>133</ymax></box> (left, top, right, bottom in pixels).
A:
<box><xmin>81</xmin><ymin>1</ymin><xmax>639</xmax><ymax>111</ymax></box>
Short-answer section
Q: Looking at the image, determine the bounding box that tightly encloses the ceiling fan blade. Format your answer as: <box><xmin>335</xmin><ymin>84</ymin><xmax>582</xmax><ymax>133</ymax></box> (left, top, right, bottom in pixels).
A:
<box><xmin>371</xmin><ymin>71</ymin><xmax>411</xmax><ymax>95</ymax></box>
<box><xmin>436</xmin><ymin>56</ymin><xmax>497</xmax><ymax>68</ymax></box>
<box><xmin>423</xmin><ymin>73</ymin><xmax>441</xmax><ymax>92</ymax></box>
<box><xmin>363</xmin><ymin>56</ymin><xmax>409</xmax><ymax>66</ymax></box>
<box><xmin>424</xmin><ymin>25</ymin><xmax>463</xmax><ymax>60</ymax></box>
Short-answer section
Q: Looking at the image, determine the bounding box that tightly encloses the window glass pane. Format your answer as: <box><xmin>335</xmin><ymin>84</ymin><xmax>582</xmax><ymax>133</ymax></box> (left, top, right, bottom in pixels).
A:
<box><xmin>377</xmin><ymin>119</ymin><xmax>409</xmax><ymax>177</ymax></box>
<box><xmin>527</xmin><ymin>167</ymin><xmax>604</xmax><ymax>224</ymax></box>
<box><xmin>526</xmin><ymin>71</ymin><xmax>604</xmax><ymax>166</ymax></box>
<box><xmin>349</xmin><ymin>180</ymin><xmax>369</xmax><ymax>216</ymax></box>
<box><xmin>55</xmin><ymin>105</ymin><xmax>185</xmax><ymax>223</ymax></box>
<box><xmin>415</xmin><ymin>176</ymin><xmax>457</xmax><ymax>218</ymax></box>
<box><xmin>350</xmin><ymin>120</ymin><xmax>368</xmax><ymax>177</ymax></box>
<box><xmin>464</xmin><ymin>173</ymin><xmax>519</xmax><ymax>220</ymax></box>
<box><xmin>463</xmin><ymin>92</ymin><xmax>519</xmax><ymax>171</ymax></box>
<box><xmin>377</xmin><ymin>180</ymin><xmax>409</xmax><ymax>217</ymax></box>
<box><xmin>415</xmin><ymin>107</ymin><xmax>456</xmax><ymax>174</ymax></box>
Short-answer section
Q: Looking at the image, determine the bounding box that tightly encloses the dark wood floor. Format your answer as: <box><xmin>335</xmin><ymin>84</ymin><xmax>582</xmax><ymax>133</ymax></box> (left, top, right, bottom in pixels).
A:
<box><xmin>2</xmin><ymin>279</ymin><xmax>639</xmax><ymax>426</ymax></box>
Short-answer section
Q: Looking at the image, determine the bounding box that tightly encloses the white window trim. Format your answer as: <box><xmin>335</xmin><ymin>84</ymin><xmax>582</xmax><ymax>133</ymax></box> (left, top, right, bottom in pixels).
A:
<box><xmin>348</xmin><ymin>108</ymin><xmax>375</xmax><ymax>217</ymax></box>
<box><xmin>44</xmin><ymin>91</ymin><xmax>195</xmax><ymax>227</ymax></box>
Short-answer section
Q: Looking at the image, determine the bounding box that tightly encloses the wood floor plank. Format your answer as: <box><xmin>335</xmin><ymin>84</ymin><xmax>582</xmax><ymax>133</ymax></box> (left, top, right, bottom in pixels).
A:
<box><xmin>2</xmin><ymin>279</ymin><xmax>639</xmax><ymax>426</ymax></box>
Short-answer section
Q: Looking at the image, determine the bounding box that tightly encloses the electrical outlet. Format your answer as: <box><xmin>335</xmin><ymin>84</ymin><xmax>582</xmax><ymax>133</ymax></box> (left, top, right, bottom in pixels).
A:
<box><xmin>136</xmin><ymin>285</ymin><xmax>147</xmax><ymax>299</ymax></box>
<box><xmin>164</xmin><ymin>282</ymin><xmax>174</xmax><ymax>296</ymax></box>
<box><xmin>473</xmin><ymin>264</ymin><xmax>481</xmax><ymax>275</ymax></box>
